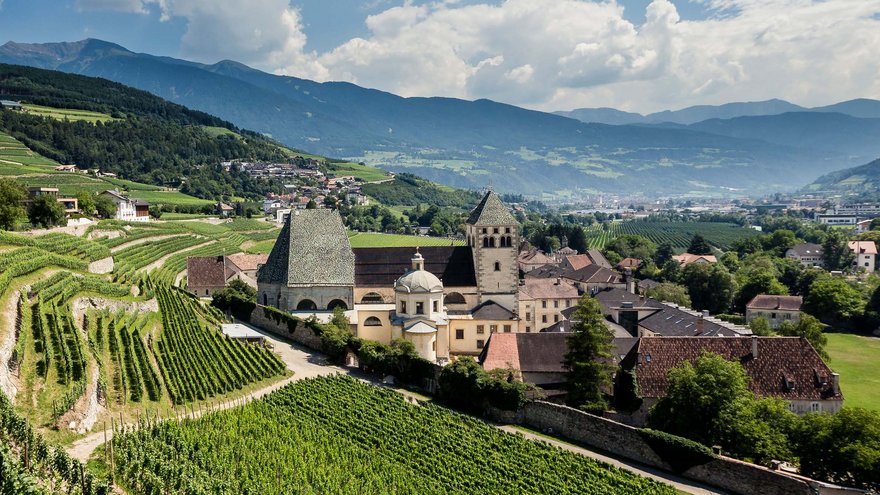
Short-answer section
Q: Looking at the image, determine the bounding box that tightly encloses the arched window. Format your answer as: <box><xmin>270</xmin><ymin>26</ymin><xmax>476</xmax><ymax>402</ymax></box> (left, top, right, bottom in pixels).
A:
<box><xmin>328</xmin><ymin>299</ymin><xmax>348</xmax><ymax>311</ymax></box>
<box><xmin>488</xmin><ymin>237</ymin><xmax>496</xmax><ymax>248</ymax></box>
<box><xmin>296</xmin><ymin>299</ymin><xmax>318</xmax><ymax>310</ymax></box>
<box><xmin>505</xmin><ymin>236</ymin><xmax>512</xmax><ymax>247</ymax></box>
<box><xmin>483</xmin><ymin>237</ymin><xmax>490</xmax><ymax>248</ymax></box>
<box><xmin>364</xmin><ymin>316</ymin><xmax>382</xmax><ymax>326</ymax></box>
<box><xmin>262</xmin><ymin>293</ymin><xmax>268</xmax><ymax>305</ymax></box>
<box><xmin>360</xmin><ymin>292</ymin><xmax>385</xmax><ymax>304</ymax></box>
<box><xmin>494</xmin><ymin>261</ymin><xmax>501</xmax><ymax>271</ymax></box>
<box><xmin>445</xmin><ymin>292</ymin><xmax>466</xmax><ymax>304</ymax></box>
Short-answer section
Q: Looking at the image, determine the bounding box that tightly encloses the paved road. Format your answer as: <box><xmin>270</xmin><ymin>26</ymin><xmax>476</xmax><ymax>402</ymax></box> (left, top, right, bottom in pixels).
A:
<box><xmin>68</xmin><ymin>324</ymin><xmax>728</xmax><ymax>494</ymax></box>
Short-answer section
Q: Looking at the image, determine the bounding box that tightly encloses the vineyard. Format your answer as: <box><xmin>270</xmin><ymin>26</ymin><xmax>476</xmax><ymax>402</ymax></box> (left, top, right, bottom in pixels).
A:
<box><xmin>105</xmin><ymin>375</ymin><xmax>677</xmax><ymax>494</ymax></box>
<box><xmin>582</xmin><ymin>221</ymin><xmax>759</xmax><ymax>251</ymax></box>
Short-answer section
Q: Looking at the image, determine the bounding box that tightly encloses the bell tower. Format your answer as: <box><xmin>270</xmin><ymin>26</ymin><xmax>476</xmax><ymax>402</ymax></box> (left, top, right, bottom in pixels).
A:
<box><xmin>466</xmin><ymin>190</ymin><xmax>518</xmax><ymax>311</ymax></box>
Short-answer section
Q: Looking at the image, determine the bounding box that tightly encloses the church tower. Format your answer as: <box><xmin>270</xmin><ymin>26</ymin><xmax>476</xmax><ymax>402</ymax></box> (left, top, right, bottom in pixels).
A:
<box><xmin>466</xmin><ymin>190</ymin><xmax>519</xmax><ymax>311</ymax></box>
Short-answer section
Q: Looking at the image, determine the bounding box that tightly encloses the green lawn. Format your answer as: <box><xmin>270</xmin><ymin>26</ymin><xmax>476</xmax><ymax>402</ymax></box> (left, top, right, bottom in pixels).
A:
<box><xmin>326</xmin><ymin>161</ymin><xmax>391</xmax><ymax>182</ymax></box>
<box><xmin>22</xmin><ymin>103</ymin><xmax>116</xmax><ymax>123</ymax></box>
<box><xmin>201</xmin><ymin>125</ymin><xmax>241</xmax><ymax>138</ymax></box>
<box><xmin>825</xmin><ymin>333</ymin><xmax>880</xmax><ymax>411</ymax></box>
<box><xmin>245</xmin><ymin>239</ymin><xmax>276</xmax><ymax>254</ymax></box>
<box><xmin>348</xmin><ymin>232</ymin><xmax>465</xmax><ymax>248</ymax></box>
<box><xmin>127</xmin><ymin>190</ymin><xmax>214</xmax><ymax>206</ymax></box>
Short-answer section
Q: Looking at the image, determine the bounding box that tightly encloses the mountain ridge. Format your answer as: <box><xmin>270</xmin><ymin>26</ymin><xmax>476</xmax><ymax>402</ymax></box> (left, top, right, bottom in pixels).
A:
<box><xmin>1</xmin><ymin>38</ymin><xmax>876</xmax><ymax>198</ymax></box>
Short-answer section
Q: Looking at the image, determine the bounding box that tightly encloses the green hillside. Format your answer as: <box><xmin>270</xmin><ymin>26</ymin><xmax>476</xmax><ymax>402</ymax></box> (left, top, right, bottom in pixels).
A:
<box><xmin>361</xmin><ymin>173</ymin><xmax>480</xmax><ymax>207</ymax></box>
<box><xmin>0</xmin><ymin>63</ymin><xmax>288</xmax><ymax>200</ymax></box>
<box><xmin>805</xmin><ymin>157</ymin><xmax>880</xmax><ymax>199</ymax></box>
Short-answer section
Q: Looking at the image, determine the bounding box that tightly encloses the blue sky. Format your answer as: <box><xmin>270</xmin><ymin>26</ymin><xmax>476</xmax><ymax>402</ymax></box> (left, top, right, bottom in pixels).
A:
<box><xmin>1</xmin><ymin>0</ymin><xmax>878</xmax><ymax>113</ymax></box>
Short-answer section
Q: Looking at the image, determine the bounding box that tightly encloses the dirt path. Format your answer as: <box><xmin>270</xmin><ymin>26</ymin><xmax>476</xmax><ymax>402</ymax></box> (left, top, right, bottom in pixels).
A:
<box><xmin>67</xmin><ymin>325</ymin><xmax>342</xmax><ymax>462</ymax></box>
<box><xmin>110</xmin><ymin>234</ymin><xmax>183</xmax><ymax>254</ymax></box>
<box><xmin>0</xmin><ymin>288</ymin><xmax>22</xmax><ymax>402</ymax></box>
<box><xmin>137</xmin><ymin>240</ymin><xmax>213</xmax><ymax>274</ymax></box>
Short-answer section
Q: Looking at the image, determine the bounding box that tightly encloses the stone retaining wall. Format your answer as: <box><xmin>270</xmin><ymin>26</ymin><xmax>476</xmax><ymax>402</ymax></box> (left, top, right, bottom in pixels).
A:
<box><xmin>247</xmin><ymin>305</ymin><xmax>324</xmax><ymax>351</ymax></box>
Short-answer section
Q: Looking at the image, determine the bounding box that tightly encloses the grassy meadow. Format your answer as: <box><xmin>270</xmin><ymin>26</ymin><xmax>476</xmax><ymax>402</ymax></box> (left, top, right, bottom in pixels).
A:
<box><xmin>23</xmin><ymin>103</ymin><xmax>116</xmax><ymax>123</ymax></box>
<box><xmin>825</xmin><ymin>333</ymin><xmax>880</xmax><ymax>411</ymax></box>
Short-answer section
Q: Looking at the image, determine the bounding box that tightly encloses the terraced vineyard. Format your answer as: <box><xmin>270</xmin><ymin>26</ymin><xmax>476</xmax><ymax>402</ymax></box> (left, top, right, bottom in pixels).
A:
<box><xmin>583</xmin><ymin>221</ymin><xmax>758</xmax><ymax>251</ymax></box>
<box><xmin>106</xmin><ymin>375</ymin><xmax>677</xmax><ymax>494</ymax></box>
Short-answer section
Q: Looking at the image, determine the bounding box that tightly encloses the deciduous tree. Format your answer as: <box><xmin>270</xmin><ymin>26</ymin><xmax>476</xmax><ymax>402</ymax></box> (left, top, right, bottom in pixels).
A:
<box><xmin>0</xmin><ymin>178</ymin><xmax>25</xmax><ymax>230</ymax></box>
<box><xmin>28</xmin><ymin>194</ymin><xmax>66</xmax><ymax>228</ymax></box>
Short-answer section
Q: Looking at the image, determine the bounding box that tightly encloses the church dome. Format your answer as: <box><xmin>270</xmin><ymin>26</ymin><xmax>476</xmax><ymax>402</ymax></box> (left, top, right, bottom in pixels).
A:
<box><xmin>394</xmin><ymin>251</ymin><xmax>443</xmax><ymax>293</ymax></box>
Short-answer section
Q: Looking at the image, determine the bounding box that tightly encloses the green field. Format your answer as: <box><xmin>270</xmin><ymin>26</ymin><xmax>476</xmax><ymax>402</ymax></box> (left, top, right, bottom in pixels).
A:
<box><xmin>582</xmin><ymin>221</ymin><xmax>759</xmax><ymax>251</ymax></box>
<box><xmin>348</xmin><ymin>232</ymin><xmax>465</xmax><ymax>248</ymax></box>
<box><xmin>103</xmin><ymin>375</ymin><xmax>676</xmax><ymax>495</ymax></box>
<box><xmin>825</xmin><ymin>333</ymin><xmax>880</xmax><ymax>411</ymax></box>
<box><xmin>201</xmin><ymin>125</ymin><xmax>241</xmax><ymax>138</ymax></box>
<box><xmin>23</xmin><ymin>104</ymin><xmax>116</xmax><ymax>123</ymax></box>
<box><xmin>127</xmin><ymin>190</ymin><xmax>214</xmax><ymax>206</ymax></box>
<box><xmin>327</xmin><ymin>161</ymin><xmax>392</xmax><ymax>182</ymax></box>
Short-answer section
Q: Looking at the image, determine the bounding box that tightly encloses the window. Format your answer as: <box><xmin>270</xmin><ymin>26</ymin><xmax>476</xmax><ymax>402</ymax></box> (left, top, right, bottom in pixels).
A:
<box><xmin>494</xmin><ymin>261</ymin><xmax>501</xmax><ymax>271</ymax></box>
<box><xmin>432</xmin><ymin>300</ymin><xmax>438</xmax><ymax>312</ymax></box>
<box><xmin>400</xmin><ymin>301</ymin><xmax>406</xmax><ymax>313</ymax></box>
<box><xmin>205</xmin><ymin>289</ymin><xmax>209</xmax><ymax>296</ymax></box>
<box><xmin>554</xmin><ymin>315</ymin><xmax>559</xmax><ymax>323</ymax></box>
<box><xmin>493</xmin><ymin>228</ymin><xmax>499</xmax><ymax>234</ymax></box>
<box><xmin>476</xmin><ymin>339</ymin><xmax>485</xmax><ymax>349</ymax></box>
<box><xmin>554</xmin><ymin>300</ymin><xmax>559</xmax><ymax>308</ymax></box>
<box><xmin>360</xmin><ymin>292</ymin><xmax>384</xmax><ymax>304</ymax></box>
<box><xmin>503</xmin><ymin>325</ymin><xmax>511</xmax><ymax>333</ymax></box>
<box><xmin>455</xmin><ymin>329</ymin><xmax>464</xmax><ymax>340</ymax></box>
<box><xmin>811</xmin><ymin>402</ymin><xmax>821</xmax><ymax>413</ymax></box>
<box><xmin>525</xmin><ymin>326</ymin><xmax>531</xmax><ymax>333</ymax></box>
<box><xmin>416</xmin><ymin>302</ymin><xmax>424</xmax><ymax>314</ymax></box>
<box><xmin>542</xmin><ymin>315</ymin><xmax>547</xmax><ymax>323</ymax></box>
<box><xmin>490</xmin><ymin>324</ymin><xmax>497</xmax><ymax>333</ymax></box>
<box><xmin>476</xmin><ymin>325</ymin><xmax>485</xmax><ymax>334</ymax></box>
<box><xmin>505</xmin><ymin>227</ymin><xmax>511</xmax><ymax>234</ymax></box>
<box><xmin>482</xmin><ymin>228</ymin><xmax>487</xmax><ymax>234</ymax></box>
<box><xmin>525</xmin><ymin>312</ymin><xmax>531</xmax><ymax>321</ymax></box>
<box><xmin>542</xmin><ymin>301</ymin><xmax>547</xmax><ymax>308</ymax></box>
<box><xmin>566</xmin><ymin>300</ymin><xmax>571</xmax><ymax>308</ymax></box>
<box><xmin>364</xmin><ymin>316</ymin><xmax>382</xmax><ymax>326</ymax></box>
<box><xmin>771</xmin><ymin>312</ymin><xmax>777</xmax><ymax>319</ymax></box>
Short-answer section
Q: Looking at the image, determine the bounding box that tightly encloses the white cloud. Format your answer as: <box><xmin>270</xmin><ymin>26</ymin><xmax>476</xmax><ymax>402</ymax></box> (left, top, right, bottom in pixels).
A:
<box><xmin>75</xmin><ymin>0</ymin><xmax>880</xmax><ymax>112</ymax></box>
<box><xmin>76</xmin><ymin>0</ymin><xmax>149</xmax><ymax>13</ymax></box>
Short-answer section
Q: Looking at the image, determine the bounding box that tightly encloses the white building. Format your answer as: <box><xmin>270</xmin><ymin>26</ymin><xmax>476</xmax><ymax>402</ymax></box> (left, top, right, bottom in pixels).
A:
<box><xmin>100</xmin><ymin>190</ymin><xmax>149</xmax><ymax>222</ymax></box>
<box><xmin>849</xmin><ymin>241</ymin><xmax>877</xmax><ymax>272</ymax></box>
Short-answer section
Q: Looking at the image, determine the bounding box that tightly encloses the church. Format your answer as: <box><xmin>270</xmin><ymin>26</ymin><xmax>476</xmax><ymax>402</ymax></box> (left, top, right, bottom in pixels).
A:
<box><xmin>256</xmin><ymin>191</ymin><xmax>522</xmax><ymax>362</ymax></box>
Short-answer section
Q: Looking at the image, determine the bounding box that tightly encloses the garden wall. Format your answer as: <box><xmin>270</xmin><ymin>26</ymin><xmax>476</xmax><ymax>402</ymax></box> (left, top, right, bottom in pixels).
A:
<box><xmin>247</xmin><ymin>304</ymin><xmax>324</xmax><ymax>351</ymax></box>
<box><xmin>495</xmin><ymin>401</ymin><xmax>847</xmax><ymax>495</ymax></box>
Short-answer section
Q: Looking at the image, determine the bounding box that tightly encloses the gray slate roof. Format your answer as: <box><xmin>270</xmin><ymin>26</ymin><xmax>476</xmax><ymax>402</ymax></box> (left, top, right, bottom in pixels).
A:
<box><xmin>467</xmin><ymin>191</ymin><xmax>516</xmax><ymax>225</ymax></box>
<box><xmin>257</xmin><ymin>209</ymin><xmax>355</xmax><ymax>287</ymax></box>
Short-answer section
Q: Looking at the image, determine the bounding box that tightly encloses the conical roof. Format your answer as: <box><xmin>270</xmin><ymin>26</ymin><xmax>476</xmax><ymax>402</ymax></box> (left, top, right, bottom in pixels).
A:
<box><xmin>467</xmin><ymin>190</ymin><xmax>516</xmax><ymax>226</ymax></box>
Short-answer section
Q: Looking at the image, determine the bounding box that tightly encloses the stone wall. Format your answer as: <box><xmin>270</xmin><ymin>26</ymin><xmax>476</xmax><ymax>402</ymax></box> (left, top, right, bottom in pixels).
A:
<box><xmin>248</xmin><ymin>304</ymin><xmax>325</xmax><ymax>351</ymax></box>
<box><xmin>496</xmin><ymin>401</ymin><xmax>833</xmax><ymax>495</ymax></box>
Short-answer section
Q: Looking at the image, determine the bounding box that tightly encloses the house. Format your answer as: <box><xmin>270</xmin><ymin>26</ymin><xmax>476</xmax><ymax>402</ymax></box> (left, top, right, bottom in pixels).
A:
<box><xmin>480</xmin><ymin>332</ymin><xmax>637</xmax><ymax>390</ymax></box>
<box><xmin>637</xmin><ymin>278</ymin><xmax>660</xmax><ymax>293</ymax></box>
<box><xmin>0</xmin><ymin>100</ymin><xmax>22</xmax><ymax>110</ymax></box>
<box><xmin>25</xmin><ymin>187</ymin><xmax>79</xmax><ymax>215</ymax></box>
<box><xmin>517</xmin><ymin>277</ymin><xmax>580</xmax><ymax>333</ymax></box>
<box><xmin>586</xmin><ymin>249</ymin><xmax>613</xmax><ymax>269</ymax></box>
<box><xmin>671</xmin><ymin>253</ymin><xmax>717</xmax><ymax>266</ymax></box>
<box><xmin>526</xmin><ymin>263</ymin><xmax>625</xmax><ymax>293</ymax></box>
<box><xmin>224</xmin><ymin>253</ymin><xmax>269</xmax><ymax>288</ymax></box>
<box><xmin>815</xmin><ymin>213</ymin><xmax>858</xmax><ymax>225</ymax></box>
<box><xmin>518</xmin><ymin>243</ymin><xmax>558</xmax><ymax>273</ymax></box>
<box><xmin>620</xmin><ymin>336</ymin><xmax>843</xmax><ymax>424</ymax></box>
<box><xmin>617</xmin><ymin>258</ymin><xmax>642</xmax><ymax>271</ymax></box>
<box><xmin>848</xmin><ymin>241</ymin><xmax>877</xmax><ymax>272</ymax></box>
<box><xmin>560</xmin><ymin>254</ymin><xmax>593</xmax><ymax>271</ymax></box>
<box><xmin>220</xmin><ymin>323</ymin><xmax>266</xmax><ymax>346</ymax></box>
<box><xmin>857</xmin><ymin>219</ymin><xmax>873</xmax><ymax>234</ymax></box>
<box><xmin>100</xmin><ymin>190</ymin><xmax>149</xmax><ymax>222</ymax></box>
<box><xmin>785</xmin><ymin>243</ymin><xmax>824</xmax><ymax>267</ymax></box>
<box><xmin>54</xmin><ymin>165</ymin><xmax>77</xmax><ymax>172</ymax></box>
<box><xmin>217</xmin><ymin>202</ymin><xmax>234</xmax><ymax>217</ymax></box>
<box><xmin>257</xmin><ymin>191</ymin><xmax>522</xmax><ymax>362</ymax></box>
<box><xmin>746</xmin><ymin>295</ymin><xmax>803</xmax><ymax>328</ymax></box>
<box><xmin>186</xmin><ymin>256</ymin><xmax>228</xmax><ymax>297</ymax></box>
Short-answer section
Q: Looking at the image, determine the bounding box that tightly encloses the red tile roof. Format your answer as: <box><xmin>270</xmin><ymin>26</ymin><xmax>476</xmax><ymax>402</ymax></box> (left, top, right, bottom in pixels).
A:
<box><xmin>672</xmin><ymin>253</ymin><xmax>717</xmax><ymax>265</ymax></box>
<box><xmin>746</xmin><ymin>295</ymin><xmax>803</xmax><ymax>311</ymax></box>
<box><xmin>617</xmin><ymin>258</ymin><xmax>642</xmax><ymax>270</ymax></box>
<box><xmin>226</xmin><ymin>253</ymin><xmax>269</xmax><ymax>272</ymax></box>
<box><xmin>848</xmin><ymin>241</ymin><xmax>878</xmax><ymax>255</ymax></box>
<box><xmin>628</xmin><ymin>337</ymin><xmax>841</xmax><ymax>402</ymax></box>
<box><xmin>186</xmin><ymin>256</ymin><xmax>227</xmax><ymax>288</ymax></box>
<box><xmin>481</xmin><ymin>333</ymin><xmax>520</xmax><ymax>371</ymax></box>
<box><xmin>565</xmin><ymin>254</ymin><xmax>593</xmax><ymax>271</ymax></box>
<box><xmin>518</xmin><ymin>277</ymin><xmax>579</xmax><ymax>300</ymax></box>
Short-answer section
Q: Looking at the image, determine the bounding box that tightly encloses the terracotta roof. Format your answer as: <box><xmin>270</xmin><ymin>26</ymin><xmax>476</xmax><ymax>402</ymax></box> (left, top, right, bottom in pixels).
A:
<box><xmin>627</xmin><ymin>336</ymin><xmax>842</xmax><ymax>402</ymax></box>
<box><xmin>354</xmin><ymin>246</ymin><xmax>476</xmax><ymax>287</ymax></box>
<box><xmin>672</xmin><ymin>253</ymin><xmax>717</xmax><ymax>265</ymax></box>
<box><xmin>786</xmin><ymin>243</ymin><xmax>823</xmax><ymax>258</ymax></box>
<box><xmin>848</xmin><ymin>241</ymin><xmax>878</xmax><ymax>255</ymax></box>
<box><xmin>187</xmin><ymin>256</ymin><xmax>227</xmax><ymax>288</ymax></box>
<box><xmin>518</xmin><ymin>277</ymin><xmax>579</xmax><ymax>300</ymax></box>
<box><xmin>746</xmin><ymin>295</ymin><xmax>803</xmax><ymax>311</ymax></box>
<box><xmin>467</xmin><ymin>190</ymin><xmax>516</xmax><ymax>225</ymax></box>
<box><xmin>527</xmin><ymin>263</ymin><xmax>623</xmax><ymax>286</ymax></box>
<box><xmin>257</xmin><ymin>209</ymin><xmax>355</xmax><ymax>287</ymax></box>
<box><xmin>518</xmin><ymin>249</ymin><xmax>556</xmax><ymax>266</ymax></box>
<box><xmin>481</xmin><ymin>333</ymin><xmax>520</xmax><ymax>371</ymax></box>
<box><xmin>226</xmin><ymin>253</ymin><xmax>269</xmax><ymax>272</ymax></box>
<box><xmin>565</xmin><ymin>254</ymin><xmax>593</xmax><ymax>270</ymax></box>
<box><xmin>617</xmin><ymin>258</ymin><xmax>642</xmax><ymax>270</ymax></box>
<box><xmin>556</xmin><ymin>246</ymin><xmax>577</xmax><ymax>256</ymax></box>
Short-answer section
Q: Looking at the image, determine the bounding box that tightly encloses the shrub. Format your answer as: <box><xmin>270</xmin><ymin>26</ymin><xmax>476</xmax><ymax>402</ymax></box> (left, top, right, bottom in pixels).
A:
<box><xmin>638</xmin><ymin>429</ymin><xmax>716</xmax><ymax>473</ymax></box>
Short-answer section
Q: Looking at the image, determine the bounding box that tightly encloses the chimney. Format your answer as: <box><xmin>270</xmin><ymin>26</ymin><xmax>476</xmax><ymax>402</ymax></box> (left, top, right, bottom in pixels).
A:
<box><xmin>556</xmin><ymin>277</ymin><xmax>561</xmax><ymax>285</ymax></box>
<box><xmin>751</xmin><ymin>335</ymin><xmax>759</xmax><ymax>359</ymax></box>
<box><xmin>624</xmin><ymin>268</ymin><xmax>635</xmax><ymax>295</ymax></box>
<box><xmin>696</xmin><ymin>315</ymin><xmax>704</xmax><ymax>334</ymax></box>
<box><xmin>831</xmin><ymin>372</ymin><xmax>840</xmax><ymax>395</ymax></box>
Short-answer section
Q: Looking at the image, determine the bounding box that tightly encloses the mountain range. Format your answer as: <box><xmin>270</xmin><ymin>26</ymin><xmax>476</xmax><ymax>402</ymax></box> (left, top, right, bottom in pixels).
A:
<box><xmin>1</xmin><ymin>38</ymin><xmax>879</xmax><ymax>198</ymax></box>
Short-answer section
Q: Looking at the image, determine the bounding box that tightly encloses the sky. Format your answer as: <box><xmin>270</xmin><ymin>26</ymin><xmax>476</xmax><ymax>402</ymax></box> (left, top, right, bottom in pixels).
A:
<box><xmin>1</xmin><ymin>0</ymin><xmax>879</xmax><ymax>113</ymax></box>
